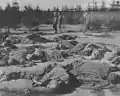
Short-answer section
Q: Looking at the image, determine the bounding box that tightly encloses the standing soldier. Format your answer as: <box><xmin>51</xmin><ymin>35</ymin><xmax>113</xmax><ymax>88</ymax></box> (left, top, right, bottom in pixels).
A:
<box><xmin>3</xmin><ymin>26</ymin><xmax>10</xmax><ymax>41</ymax></box>
<box><xmin>58</xmin><ymin>12</ymin><xmax>64</xmax><ymax>33</ymax></box>
<box><xmin>83</xmin><ymin>12</ymin><xmax>91</xmax><ymax>33</ymax></box>
<box><xmin>53</xmin><ymin>11</ymin><xmax>63</xmax><ymax>34</ymax></box>
<box><xmin>109</xmin><ymin>16</ymin><xmax>114</xmax><ymax>31</ymax></box>
<box><xmin>53</xmin><ymin>11</ymin><xmax>58</xmax><ymax>33</ymax></box>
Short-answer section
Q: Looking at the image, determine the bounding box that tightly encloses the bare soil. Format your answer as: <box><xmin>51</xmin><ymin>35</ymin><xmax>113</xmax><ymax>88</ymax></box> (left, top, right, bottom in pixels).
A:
<box><xmin>0</xmin><ymin>24</ymin><xmax>120</xmax><ymax>96</ymax></box>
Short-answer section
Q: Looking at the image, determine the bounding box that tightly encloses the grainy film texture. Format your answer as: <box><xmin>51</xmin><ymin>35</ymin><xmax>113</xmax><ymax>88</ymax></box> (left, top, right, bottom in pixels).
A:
<box><xmin>0</xmin><ymin>0</ymin><xmax>120</xmax><ymax>96</ymax></box>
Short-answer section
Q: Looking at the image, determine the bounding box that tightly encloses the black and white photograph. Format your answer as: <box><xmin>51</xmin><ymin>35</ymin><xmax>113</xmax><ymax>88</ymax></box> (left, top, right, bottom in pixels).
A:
<box><xmin>0</xmin><ymin>0</ymin><xmax>120</xmax><ymax>96</ymax></box>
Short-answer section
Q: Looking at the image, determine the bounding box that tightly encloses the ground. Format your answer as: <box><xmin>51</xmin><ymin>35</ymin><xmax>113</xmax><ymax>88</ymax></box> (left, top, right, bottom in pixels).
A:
<box><xmin>0</xmin><ymin>24</ymin><xmax>120</xmax><ymax>96</ymax></box>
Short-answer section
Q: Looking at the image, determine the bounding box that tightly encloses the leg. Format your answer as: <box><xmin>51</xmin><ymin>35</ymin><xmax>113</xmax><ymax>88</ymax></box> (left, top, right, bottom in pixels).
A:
<box><xmin>57</xmin><ymin>23</ymin><xmax>60</xmax><ymax>33</ymax></box>
<box><xmin>53</xmin><ymin>24</ymin><xmax>57</xmax><ymax>33</ymax></box>
<box><xmin>59</xmin><ymin>23</ymin><xmax>62</xmax><ymax>33</ymax></box>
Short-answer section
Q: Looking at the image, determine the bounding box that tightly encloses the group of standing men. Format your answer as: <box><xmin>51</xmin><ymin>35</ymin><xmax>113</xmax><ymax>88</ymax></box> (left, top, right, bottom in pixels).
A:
<box><xmin>53</xmin><ymin>11</ymin><xmax>63</xmax><ymax>33</ymax></box>
<box><xmin>52</xmin><ymin>11</ymin><xmax>91</xmax><ymax>33</ymax></box>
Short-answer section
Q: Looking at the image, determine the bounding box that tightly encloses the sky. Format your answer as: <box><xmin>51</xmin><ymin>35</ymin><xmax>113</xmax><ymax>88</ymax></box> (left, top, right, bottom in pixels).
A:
<box><xmin>0</xmin><ymin>0</ymin><xmax>113</xmax><ymax>9</ymax></box>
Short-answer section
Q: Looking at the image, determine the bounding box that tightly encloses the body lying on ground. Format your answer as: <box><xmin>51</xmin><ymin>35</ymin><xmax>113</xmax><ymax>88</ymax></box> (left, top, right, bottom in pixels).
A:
<box><xmin>101</xmin><ymin>49</ymin><xmax>120</xmax><ymax>67</ymax></box>
<box><xmin>32</xmin><ymin>63</ymin><xmax>70</xmax><ymax>88</ymax></box>
<box><xmin>68</xmin><ymin>60</ymin><xmax>120</xmax><ymax>89</ymax></box>
<box><xmin>26</xmin><ymin>48</ymin><xmax>50</xmax><ymax>62</ymax></box>
<box><xmin>82</xmin><ymin>43</ymin><xmax>108</xmax><ymax>60</ymax></box>
<box><xmin>53</xmin><ymin>11</ymin><xmax>63</xmax><ymax>34</ymax></box>
<box><xmin>32</xmin><ymin>59</ymin><xmax>120</xmax><ymax>90</ymax></box>
<box><xmin>56</xmin><ymin>40</ymin><xmax>74</xmax><ymax>50</ymax></box>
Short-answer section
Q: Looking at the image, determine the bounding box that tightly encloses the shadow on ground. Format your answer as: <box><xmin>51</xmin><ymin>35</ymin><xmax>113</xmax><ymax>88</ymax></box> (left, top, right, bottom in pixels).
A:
<box><xmin>54</xmin><ymin>75</ymin><xmax>81</xmax><ymax>95</ymax></box>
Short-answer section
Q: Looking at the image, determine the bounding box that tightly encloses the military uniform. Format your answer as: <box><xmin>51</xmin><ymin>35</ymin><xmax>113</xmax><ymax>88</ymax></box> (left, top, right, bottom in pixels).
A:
<box><xmin>32</xmin><ymin>64</ymin><xmax>70</xmax><ymax>88</ymax></box>
<box><xmin>53</xmin><ymin>12</ymin><xmax>58</xmax><ymax>33</ymax></box>
<box><xmin>83</xmin><ymin>12</ymin><xmax>91</xmax><ymax>32</ymax></box>
<box><xmin>53</xmin><ymin>12</ymin><xmax>63</xmax><ymax>33</ymax></box>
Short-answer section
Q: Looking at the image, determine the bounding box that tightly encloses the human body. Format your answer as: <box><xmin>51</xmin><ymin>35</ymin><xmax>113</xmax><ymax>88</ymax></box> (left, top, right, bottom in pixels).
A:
<box><xmin>53</xmin><ymin>12</ymin><xmax>63</xmax><ymax>33</ymax></box>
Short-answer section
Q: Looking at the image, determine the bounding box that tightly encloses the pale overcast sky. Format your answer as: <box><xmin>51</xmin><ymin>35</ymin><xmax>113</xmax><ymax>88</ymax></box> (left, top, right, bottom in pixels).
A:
<box><xmin>0</xmin><ymin>0</ymin><xmax>112</xmax><ymax>9</ymax></box>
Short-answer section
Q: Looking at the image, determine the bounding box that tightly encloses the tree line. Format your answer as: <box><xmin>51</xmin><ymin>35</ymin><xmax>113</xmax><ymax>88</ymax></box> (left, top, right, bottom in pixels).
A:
<box><xmin>0</xmin><ymin>0</ymin><xmax>120</xmax><ymax>30</ymax></box>
<box><xmin>0</xmin><ymin>1</ymin><xmax>54</xmax><ymax>30</ymax></box>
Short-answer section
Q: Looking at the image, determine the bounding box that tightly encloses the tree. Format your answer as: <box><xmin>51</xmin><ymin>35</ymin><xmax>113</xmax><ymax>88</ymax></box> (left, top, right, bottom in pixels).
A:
<box><xmin>100</xmin><ymin>1</ymin><xmax>107</xmax><ymax>11</ymax></box>
<box><xmin>109</xmin><ymin>0</ymin><xmax>117</xmax><ymax>11</ymax></box>
<box><xmin>69</xmin><ymin>5</ymin><xmax>75</xmax><ymax>11</ymax></box>
<box><xmin>76</xmin><ymin>5</ymin><xmax>82</xmax><ymax>11</ymax></box>
<box><xmin>22</xmin><ymin>4</ymin><xmax>40</xmax><ymax>33</ymax></box>
<box><xmin>24</xmin><ymin>4</ymin><xmax>33</xmax><ymax>12</ymax></box>
<box><xmin>3</xmin><ymin>1</ymin><xmax>21</xmax><ymax>32</ymax></box>
<box><xmin>12</xmin><ymin>0</ymin><xmax>20</xmax><ymax>11</ymax></box>
<box><xmin>87</xmin><ymin>3</ymin><xmax>92</xmax><ymax>11</ymax></box>
<box><xmin>93</xmin><ymin>1</ymin><xmax>99</xmax><ymax>11</ymax></box>
<box><xmin>0</xmin><ymin>6</ymin><xmax>4</xmax><ymax>28</ymax></box>
<box><xmin>62</xmin><ymin>5</ymin><xmax>69</xmax><ymax>12</ymax></box>
<box><xmin>4</xmin><ymin>3</ymin><xmax>12</xmax><ymax>11</ymax></box>
<box><xmin>53</xmin><ymin>6</ymin><xmax>59</xmax><ymax>12</ymax></box>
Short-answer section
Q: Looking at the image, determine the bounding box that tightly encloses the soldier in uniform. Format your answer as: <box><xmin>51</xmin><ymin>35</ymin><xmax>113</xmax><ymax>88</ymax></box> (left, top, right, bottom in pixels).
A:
<box><xmin>53</xmin><ymin>11</ymin><xmax>58</xmax><ymax>33</ymax></box>
<box><xmin>83</xmin><ymin>12</ymin><xmax>91</xmax><ymax>33</ymax></box>
<box><xmin>53</xmin><ymin>11</ymin><xmax>63</xmax><ymax>33</ymax></box>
